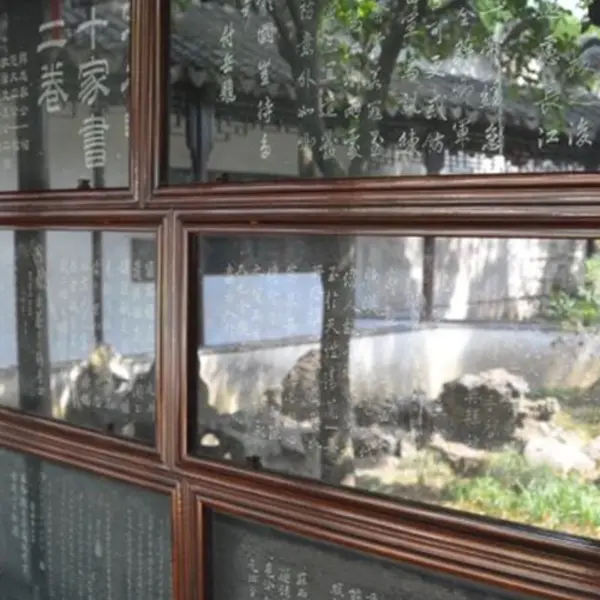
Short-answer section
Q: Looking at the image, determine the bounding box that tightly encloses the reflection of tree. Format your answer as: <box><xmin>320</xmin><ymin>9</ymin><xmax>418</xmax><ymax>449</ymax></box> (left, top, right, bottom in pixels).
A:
<box><xmin>178</xmin><ymin>0</ymin><xmax>597</xmax><ymax>484</ymax></box>
<box><xmin>273</xmin><ymin>0</ymin><xmax>590</xmax><ymax>484</ymax></box>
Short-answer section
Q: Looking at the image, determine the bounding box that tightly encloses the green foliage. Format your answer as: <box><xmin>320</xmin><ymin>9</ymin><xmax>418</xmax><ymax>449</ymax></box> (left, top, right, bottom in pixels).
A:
<box><xmin>446</xmin><ymin>452</ymin><xmax>600</xmax><ymax>535</ymax></box>
<box><xmin>546</xmin><ymin>255</ymin><xmax>600</xmax><ymax>329</ymax></box>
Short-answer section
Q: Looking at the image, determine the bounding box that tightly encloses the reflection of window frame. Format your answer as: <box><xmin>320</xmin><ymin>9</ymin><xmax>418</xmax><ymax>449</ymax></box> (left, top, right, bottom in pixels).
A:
<box><xmin>6</xmin><ymin>3</ymin><xmax>598</xmax><ymax>600</ymax></box>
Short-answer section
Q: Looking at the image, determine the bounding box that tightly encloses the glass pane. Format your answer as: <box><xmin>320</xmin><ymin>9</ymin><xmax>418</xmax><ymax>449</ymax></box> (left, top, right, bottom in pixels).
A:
<box><xmin>0</xmin><ymin>448</ymin><xmax>172</xmax><ymax>598</ymax></box>
<box><xmin>0</xmin><ymin>0</ymin><xmax>130</xmax><ymax>192</ymax></box>
<box><xmin>166</xmin><ymin>0</ymin><xmax>600</xmax><ymax>185</ymax></box>
<box><xmin>0</xmin><ymin>229</ymin><xmax>157</xmax><ymax>444</ymax></box>
<box><xmin>210</xmin><ymin>511</ymin><xmax>539</xmax><ymax>600</ymax></box>
<box><xmin>194</xmin><ymin>234</ymin><xmax>600</xmax><ymax>541</ymax></box>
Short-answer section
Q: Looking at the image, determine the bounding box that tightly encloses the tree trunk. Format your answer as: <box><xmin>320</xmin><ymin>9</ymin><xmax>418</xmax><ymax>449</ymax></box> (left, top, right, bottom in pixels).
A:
<box><xmin>318</xmin><ymin>236</ymin><xmax>356</xmax><ymax>486</ymax></box>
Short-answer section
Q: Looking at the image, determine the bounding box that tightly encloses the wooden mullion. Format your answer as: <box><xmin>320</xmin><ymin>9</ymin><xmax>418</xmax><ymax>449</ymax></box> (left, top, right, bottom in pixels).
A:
<box><xmin>131</xmin><ymin>0</ymin><xmax>159</xmax><ymax>205</ymax></box>
<box><xmin>185</xmin><ymin>468</ymin><xmax>600</xmax><ymax>600</ymax></box>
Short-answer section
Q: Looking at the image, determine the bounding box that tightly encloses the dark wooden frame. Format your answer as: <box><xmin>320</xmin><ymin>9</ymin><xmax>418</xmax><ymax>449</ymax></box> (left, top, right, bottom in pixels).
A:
<box><xmin>0</xmin><ymin>1</ymin><xmax>599</xmax><ymax>599</ymax></box>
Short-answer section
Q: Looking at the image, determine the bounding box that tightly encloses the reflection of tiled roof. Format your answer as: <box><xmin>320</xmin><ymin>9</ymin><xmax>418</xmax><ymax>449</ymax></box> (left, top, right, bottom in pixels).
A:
<box><xmin>171</xmin><ymin>3</ymin><xmax>294</xmax><ymax>95</ymax></box>
<box><xmin>170</xmin><ymin>3</ymin><xmax>600</xmax><ymax>139</ymax></box>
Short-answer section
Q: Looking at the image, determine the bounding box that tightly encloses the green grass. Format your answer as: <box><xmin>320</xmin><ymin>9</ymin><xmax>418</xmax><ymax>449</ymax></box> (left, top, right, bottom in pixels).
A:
<box><xmin>445</xmin><ymin>452</ymin><xmax>600</xmax><ymax>537</ymax></box>
<box><xmin>359</xmin><ymin>389</ymin><xmax>600</xmax><ymax>538</ymax></box>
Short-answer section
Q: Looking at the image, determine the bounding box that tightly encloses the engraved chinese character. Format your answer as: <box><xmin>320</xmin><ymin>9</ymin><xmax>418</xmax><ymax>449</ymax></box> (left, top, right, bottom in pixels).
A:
<box><xmin>37</xmin><ymin>19</ymin><xmax>66</xmax><ymax>53</ymax></box>
<box><xmin>219</xmin><ymin>77</ymin><xmax>236</xmax><ymax>103</ymax></box>
<box><xmin>397</xmin><ymin>128</ymin><xmax>420</xmax><ymax>156</ymax></box>
<box><xmin>298</xmin><ymin>31</ymin><xmax>315</xmax><ymax>57</ymax></box>
<box><xmin>258</xmin><ymin>97</ymin><xmax>274</xmax><ymax>123</ymax></box>
<box><xmin>78</xmin><ymin>58</ymin><xmax>110</xmax><ymax>106</ymax></box>
<box><xmin>538</xmin><ymin>127</ymin><xmax>559</xmax><ymax>149</ymax></box>
<box><xmin>569</xmin><ymin>118</ymin><xmax>593</xmax><ymax>148</ymax></box>
<box><xmin>263</xmin><ymin>557</ymin><xmax>276</xmax><ymax>593</ymax></box>
<box><xmin>260</xmin><ymin>132</ymin><xmax>272</xmax><ymax>159</ymax></box>
<box><xmin>278</xmin><ymin>566</ymin><xmax>292</xmax><ymax>599</ymax></box>
<box><xmin>38</xmin><ymin>62</ymin><xmax>68</xmax><ymax>113</ymax></box>
<box><xmin>257</xmin><ymin>22</ymin><xmax>277</xmax><ymax>45</ymax></box>
<box><xmin>370</xmin><ymin>130</ymin><xmax>384</xmax><ymax>159</ymax></box>
<box><xmin>423</xmin><ymin>131</ymin><xmax>444</xmax><ymax>154</ymax></box>
<box><xmin>297</xmin><ymin>68</ymin><xmax>315</xmax><ymax>89</ymax></box>
<box><xmin>298</xmin><ymin>104</ymin><xmax>315</xmax><ymax>119</ymax></box>
<box><xmin>300</xmin><ymin>0</ymin><xmax>315</xmax><ymax>20</ymax></box>
<box><xmin>258</xmin><ymin>59</ymin><xmax>271</xmax><ymax>86</ymax></box>
<box><xmin>367</xmin><ymin>100</ymin><xmax>382</xmax><ymax>121</ymax></box>
<box><xmin>345</xmin><ymin>129</ymin><xmax>361</xmax><ymax>160</ymax></box>
<box><xmin>453</xmin><ymin>117</ymin><xmax>470</xmax><ymax>147</ymax></box>
<box><xmin>79</xmin><ymin>115</ymin><xmax>109</xmax><ymax>169</ymax></box>
<box><xmin>298</xmin><ymin>132</ymin><xmax>316</xmax><ymax>154</ymax></box>
<box><xmin>76</xmin><ymin>7</ymin><xmax>108</xmax><ymax>52</ymax></box>
<box><xmin>482</xmin><ymin>119</ymin><xmax>502</xmax><ymax>153</ymax></box>
<box><xmin>539</xmin><ymin>88</ymin><xmax>560</xmax><ymax>116</ymax></box>
<box><xmin>320</xmin><ymin>130</ymin><xmax>337</xmax><ymax>160</ymax></box>
<box><xmin>296</xmin><ymin>570</ymin><xmax>309</xmax><ymax>599</ymax></box>
<box><xmin>221</xmin><ymin>52</ymin><xmax>235</xmax><ymax>75</ymax></box>
<box><xmin>220</xmin><ymin>24</ymin><xmax>235</xmax><ymax>48</ymax></box>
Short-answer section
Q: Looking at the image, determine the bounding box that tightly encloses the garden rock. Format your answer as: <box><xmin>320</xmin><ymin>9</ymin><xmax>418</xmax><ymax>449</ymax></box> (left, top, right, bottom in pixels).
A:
<box><xmin>352</xmin><ymin>426</ymin><xmax>398</xmax><ymax>468</ymax></box>
<box><xmin>280</xmin><ymin>349</ymin><xmax>322</xmax><ymax>421</ymax></box>
<box><xmin>281</xmin><ymin>350</ymin><xmax>439</xmax><ymax>444</ymax></box>
<box><xmin>439</xmin><ymin>369</ymin><xmax>559</xmax><ymax>449</ymax></box>
<box><xmin>354</xmin><ymin>392</ymin><xmax>439</xmax><ymax>446</ymax></box>
<box><xmin>523</xmin><ymin>437</ymin><xmax>596</xmax><ymax>475</ymax></box>
<box><xmin>428</xmin><ymin>434</ymin><xmax>490</xmax><ymax>477</ymax></box>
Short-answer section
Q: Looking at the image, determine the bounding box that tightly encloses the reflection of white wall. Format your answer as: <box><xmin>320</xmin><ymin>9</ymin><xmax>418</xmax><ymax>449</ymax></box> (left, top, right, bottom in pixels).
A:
<box><xmin>203</xmin><ymin>273</ymin><xmax>323</xmax><ymax>346</ymax></box>
<box><xmin>0</xmin><ymin>230</ymin><xmax>155</xmax><ymax>368</ymax></box>
<box><xmin>0</xmin><ymin>231</ymin><xmax>586</xmax><ymax>368</ymax></box>
<box><xmin>433</xmin><ymin>237</ymin><xmax>585</xmax><ymax>320</ymax></box>
<box><xmin>198</xmin><ymin>325</ymin><xmax>600</xmax><ymax>415</ymax></box>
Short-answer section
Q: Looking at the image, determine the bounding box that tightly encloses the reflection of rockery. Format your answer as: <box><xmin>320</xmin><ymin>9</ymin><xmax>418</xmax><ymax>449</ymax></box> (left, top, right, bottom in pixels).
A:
<box><xmin>195</xmin><ymin>348</ymin><xmax>439</xmax><ymax>478</ymax></box>
<box><xmin>195</xmin><ymin>349</ymin><xmax>600</xmax><ymax>482</ymax></box>
<box><xmin>52</xmin><ymin>344</ymin><xmax>156</xmax><ymax>445</ymax></box>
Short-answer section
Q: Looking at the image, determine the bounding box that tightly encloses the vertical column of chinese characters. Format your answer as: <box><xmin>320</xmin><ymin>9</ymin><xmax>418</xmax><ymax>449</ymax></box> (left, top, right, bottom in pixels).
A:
<box><xmin>297</xmin><ymin>0</ymin><xmax>318</xmax><ymax>167</ymax></box>
<box><xmin>482</xmin><ymin>26</ymin><xmax>504</xmax><ymax>163</ymax></box>
<box><xmin>396</xmin><ymin>0</ymin><xmax>420</xmax><ymax>162</ymax></box>
<box><xmin>37</xmin><ymin>16</ymin><xmax>68</xmax><ymax>117</ymax></box>
<box><xmin>77</xmin><ymin>6</ymin><xmax>110</xmax><ymax>175</ymax></box>
<box><xmin>0</xmin><ymin>45</ymin><xmax>29</xmax><ymax>171</ymax></box>
<box><xmin>341</xmin><ymin>6</ymin><xmax>362</xmax><ymax>166</ymax></box>
<box><xmin>257</xmin><ymin>10</ymin><xmax>276</xmax><ymax>160</ymax></box>
<box><xmin>422</xmin><ymin>18</ymin><xmax>447</xmax><ymax>161</ymax></box>
<box><xmin>536</xmin><ymin>37</ymin><xmax>559</xmax><ymax>157</ymax></box>
<box><xmin>564</xmin><ymin>40</ymin><xmax>592</xmax><ymax>161</ymax></box>
<box><xmin>451</xmin><ymin>11</ymin><xmax>477</xmax><ymax>165</ymax></box>
<box><xmin>219</xmin><ymin>22</ymin><xmax>236</xmax><ymax>108</ymax></box>
<box><xmin>121</xmin><ymin>2</ymin><xmax>130</xmax><ymax>139</ymax></box>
